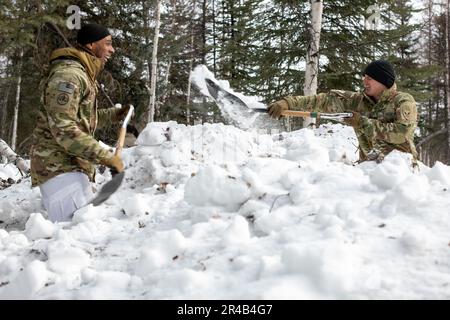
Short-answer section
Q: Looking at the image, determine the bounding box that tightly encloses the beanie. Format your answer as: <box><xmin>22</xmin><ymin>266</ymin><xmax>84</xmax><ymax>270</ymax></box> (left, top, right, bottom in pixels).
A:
<box><xmin>363</xmin><ymin>60</ymin><xmax>396</xmax><ymax>88</ymax></box>
<box><xmin>77</xmin><ymin>23</ymin><xmax>111</xmax><ymax>45</ymax></box>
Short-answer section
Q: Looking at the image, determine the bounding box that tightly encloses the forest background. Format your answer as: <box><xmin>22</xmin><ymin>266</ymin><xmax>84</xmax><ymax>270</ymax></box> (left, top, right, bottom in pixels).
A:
<box><xmin>0</xmin><ymin>0</ymin><xmax>449</xmax><ymax>166</ymax></box>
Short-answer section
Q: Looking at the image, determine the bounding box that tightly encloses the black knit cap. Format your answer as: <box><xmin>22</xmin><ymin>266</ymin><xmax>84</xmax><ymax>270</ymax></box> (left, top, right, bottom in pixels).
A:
<box><xmin>77</xmin><ymin>23</ymin><xmax>111</xmax><ymax>45</ymax></box>
<box><xmin>363</xmin><ymin>60</ymin><xmax>396</xmax><ymax>88</ymax></box>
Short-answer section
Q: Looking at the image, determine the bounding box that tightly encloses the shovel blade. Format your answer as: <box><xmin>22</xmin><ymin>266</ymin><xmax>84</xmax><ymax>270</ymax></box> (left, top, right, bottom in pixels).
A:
<box><xmin>90</xmin><ymin>172</ymin><xmax>125</xmax><ymax>206</ymax></box>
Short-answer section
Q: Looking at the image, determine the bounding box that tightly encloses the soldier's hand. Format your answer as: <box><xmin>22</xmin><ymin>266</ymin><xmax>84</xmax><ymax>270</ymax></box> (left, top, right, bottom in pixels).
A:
<box><xmin>100</xmin><ymin>154</ymin><xmax>124</xmax><ymax>173</ymax></box>
<box><xmin>268</xmin><ymin>99</ymin><xmax>289</xmax><ymax>119</ymax></box>
<box><xmin>343</xmin><ymin>111</ymin><xmax>361</xmax><ymax>128</ymax></box>
<box><xmin>115</xmin><ymin>104</ymin><xmax>134</xmax><ymax>122</ymax></box>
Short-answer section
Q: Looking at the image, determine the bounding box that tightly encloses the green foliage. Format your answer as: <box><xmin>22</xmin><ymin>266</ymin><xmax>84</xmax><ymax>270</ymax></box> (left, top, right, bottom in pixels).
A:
<box><xmin>0</xmin><ymin>0</ymin><xmax>445</xmax><ymax>164</ymax></box>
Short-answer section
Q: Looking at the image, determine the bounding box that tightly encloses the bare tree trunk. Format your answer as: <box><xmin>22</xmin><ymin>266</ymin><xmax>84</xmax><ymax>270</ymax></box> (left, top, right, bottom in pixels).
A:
<box><xmin>186</xmin><ymin>34</ymin><xmax>194</xmax><ymax>125</ymax></box>
<box><xmin>0</xmin><ymin>138</ymin><xmax>29</xmax><ymax>173</ymax></box>
<box><xmin>160</xmin><ymin>0</ymin><xmax>179</xmax><ymax>117</ymax></box>
<box><xmin>11</xmin><ymin>48</ymin><xmax>23</xmax><ymax>151</ymax></box>
<box><xmin>212</xmin><ymin>0</ymin><xmax>217</xmax><ymax>74</ymax></box>
<box><xmin>447</xmin><ymin>0</ymin><xmax>450</xmax><ymax>163</ymax></box>
<box><xmin>202</xmin><ymin>0</ymin><xmax>207</xmax><ymax>65</ymax></box>
<box><xmin>0</xmin><ymin>84</ymin><xmax>11</xmax><ymax>140</ymax></box>
<box><xmin>147</xmin><ymin>0</ymin><xmax>161</xmax><ymax>124</ymax></box>
<box><xmin>303</xmin><ymin>0</ymin><xmax>323</xmax><ymax>129</ymax></box>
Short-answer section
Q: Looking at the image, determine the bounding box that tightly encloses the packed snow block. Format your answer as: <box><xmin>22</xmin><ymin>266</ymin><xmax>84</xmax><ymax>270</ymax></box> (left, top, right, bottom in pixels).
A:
<box><xmin>241</xmin><ymin>158</ymin><xmax>298</xmax><ymax>196</ymax></box>
<box><xmin>47</xmin><ymin>243</ymin><xmax>90</xmax><ymax>274</ymax></box>
<box><xmin>378</xmin><ymin>174</ymin><xmax>430</xmax><ymax>217</ymax></box>
<box><xmin>0</xmin><ymin>229</ymin><xmax>8</xmax><ymax>240</ymax></box>
<box><xmin>0</xmin><ymin>256</ymin><xmax>21</xmax><ymax>276</ymax></box>
<box><xmin>222</xmin><ymin>215</ymin><xmax>251</xmax><ymax>245</ymax></box>
<box><xmin>289</xmin><ymin>180</ymin><xmax>316</xmax><ymax>205</ymax></box>
<box><xmin>25</xmin><ymin>212</ymin><xmax>55</xmax><ymax>240</ymax></box>
<box><xmin>135</xmin><ymin>229</ymin><xmax>187</xmax><ymax>276</ymax></box>
<box><xmin>281</xmin><ymin>243</ymin><xmax>358</xmax><ymax>296</ymax></box>
<box><xmin>136</xmin><ymin>123</ymin><xmax>170</xmax><ymax>146</ymax></box>
<box><xmin>122</xmin><ymin>193</ymin><xmax>150</xmax><ymax>217</ymax></box>
<box><xmin>426</xmin><ymin>161</ymin><xmax>450</xmax><ymax>186</ymax></box>
<box><xmin>184</xmin><ymin>165</ymin><xmax>251</xmax><ymax>212</ymax></box>
<box><xmin>156</xmin><ymin>268</ymin><xmax>209</xmax><ymax>296</ymax></box>
<box><xmin>285</xmin><ymin>142</ymin><xmax>330</xmax><ymax>167</ymax></box>
<box><xmin>0</xmin><ymin>260</ymin><xmax>49</xmax><ymax>299</ymax></box>
<box><xmin>0</xmin><ymin>201</ymin><xmax>20</xmax><ymax>223</ymax></box>
<box><xmin>284</xmin><ymin>130</ymin><xmax>330</xmax><ymax>167</ymax></box>
<box><xmin>160</xmin><ymin>141</ymin><xmax>190</xmax><ymax>167</ymax></box>
<box><xmin>0</xmin><ymin>163</ymin><xmax>23</xmax><ymax>181</ymax></box>
<box><xmin>367</xmin><ymin>151</ymin><xmax>414</xmax><ymax>190</ymax></box>
<box><xmin>400</xmin><ymin>229</ymin><xmax>431</xmax><ymax>255</ymax></box>
<box><xmin>5</xmin><ymin>233</ymin><xmax>29</xmax><ymax>248</ymax></box>
<box><xmin>82</xmin><ymin>271</ymin><xmax>132</xmax><ymax>299</ymax></box>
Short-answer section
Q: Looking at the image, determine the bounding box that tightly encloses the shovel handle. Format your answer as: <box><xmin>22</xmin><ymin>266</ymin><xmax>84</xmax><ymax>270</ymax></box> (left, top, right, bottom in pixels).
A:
<box><xmin>280</xmin><ymin>110</ymin><xmax>318</xmax><ymax>118</ymax></box>
<box><xmin>115</xmin><ymin>127</ymin><xmax>126</xmax><ymax>157</ymax></box>
<box><xmin>115</xmin><ymin>105</ymin><xmax>134</xmax><ymax>157</ymax></box>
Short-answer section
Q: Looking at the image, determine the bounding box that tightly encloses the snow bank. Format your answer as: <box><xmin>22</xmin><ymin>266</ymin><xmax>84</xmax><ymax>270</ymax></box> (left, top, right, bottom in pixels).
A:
<box><xmin>1</xmin><ymin>119</ymin><xmax>450</xmax><ymax>300</ymax></box>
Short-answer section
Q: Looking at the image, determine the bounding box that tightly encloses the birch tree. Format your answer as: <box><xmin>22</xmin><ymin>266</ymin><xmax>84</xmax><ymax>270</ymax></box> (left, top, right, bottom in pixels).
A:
<box><xmin>11</xmin><ymin>48</ymin><xmax>23</xmax><ymax>151</ymax></box>
<box><xmin>148</xmin><ymin>0</ymin><xmax>162</xmax><ymax>123</ymax></box>
<box><xmin>303</xmin><ymin>0</ymin><xmax>323</xmax><ymax>128</ymax></box>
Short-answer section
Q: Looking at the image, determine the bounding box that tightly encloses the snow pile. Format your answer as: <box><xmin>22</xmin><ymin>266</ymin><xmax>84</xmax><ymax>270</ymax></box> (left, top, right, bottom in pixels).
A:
<box><xmin>0</xmin><ymin>162</ymin><xmax>24</xmax><ymax>181</ymax></box>
<box><xmin>1</xmin><ymin>81</ymin><xmax>450</xmax><ymax>299</ymax></box>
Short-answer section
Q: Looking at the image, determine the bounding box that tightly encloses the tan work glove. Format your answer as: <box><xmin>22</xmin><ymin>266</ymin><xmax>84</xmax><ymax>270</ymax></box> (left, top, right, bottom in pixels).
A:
<box><xmin>343</xmin><ymin>111</ymin><xmax>362</xmax><ymax>128</ymax></box>
<box><xmin>115</xmin><ymin>104</ymin><xmax>134</xmax><ymax>122</ymax></box>
<box><xmin>100</xmin><ymin>154</ymin><xmax>124</xmax><ymax>173</ymax></box>
<box><xmin>268</xmin><ymin>99</ymin><xmax>289</xmax><ymax>119</ymax></box>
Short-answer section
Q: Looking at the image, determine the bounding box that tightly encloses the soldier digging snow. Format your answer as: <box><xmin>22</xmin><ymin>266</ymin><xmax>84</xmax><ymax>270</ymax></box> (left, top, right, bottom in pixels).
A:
<box><xmin>30</xmin><ymin>23</ymin><xmax>131</xmax><ymax>222</ymax></box>
<box><xmin>268</xmin><ymin>60</ymin><xmax>418</xmax><ymax>164</ymax></box>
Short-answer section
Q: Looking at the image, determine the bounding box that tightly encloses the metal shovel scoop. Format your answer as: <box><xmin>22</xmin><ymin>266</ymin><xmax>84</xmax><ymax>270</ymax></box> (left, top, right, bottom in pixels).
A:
<box><xmin>90</xmin><ymin>105</ymin><xmax>134</xmax><ymax>206</ymax></box>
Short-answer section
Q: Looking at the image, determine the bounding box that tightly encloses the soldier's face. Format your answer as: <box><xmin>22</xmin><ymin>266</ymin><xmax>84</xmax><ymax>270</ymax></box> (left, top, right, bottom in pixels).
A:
<box><xmin>363</xmin><ymin>75</ymin><xmax>387</xmax><ymax>100</ymax></box>
<box><xmin>90</xmin><ymin>35</ymin><xmax>115</xmax><ymax>65</ymax></box>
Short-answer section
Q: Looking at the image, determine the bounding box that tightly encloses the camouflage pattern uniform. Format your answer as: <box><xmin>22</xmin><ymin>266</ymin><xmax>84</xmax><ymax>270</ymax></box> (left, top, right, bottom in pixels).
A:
<box><xmin>30</xmin><ymin>47</ymin><xmax>123</xmax><ymax>186</ymax></box>
<box><xmin>283</xmin><ymin>83</ymin><xmax>418</xmax><ymax>162</ymax></box>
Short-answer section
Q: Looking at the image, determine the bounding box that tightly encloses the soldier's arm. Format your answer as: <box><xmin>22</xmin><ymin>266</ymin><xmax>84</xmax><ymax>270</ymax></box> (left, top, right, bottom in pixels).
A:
<box><xmin>44</xmin><ymin>73</ymin><xmax>112</xmax><ymax>164</ymax></box>
<box><xmin>360</xmin><ymin>101</ymin><xmax>417</xmax><ymax>145</ymax></box>
<box><xmin>97</xmin><ymin>107</ymin><xmax>122</xmax><ymax>129</ymax></box>
<box><xmin>283</xmin><ymin>91</ymin><xmax>360</xmax><ymax>113</ymax></box>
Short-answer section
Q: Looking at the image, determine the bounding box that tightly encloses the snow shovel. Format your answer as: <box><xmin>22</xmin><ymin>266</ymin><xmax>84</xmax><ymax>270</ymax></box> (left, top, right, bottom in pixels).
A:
<box><xmin>251</xmin><ymin>108</ymin><xmax>354</xmax><ymax>121</ymax></box>
<box><xmin>204</xmin><ymin>78</ymin><xmax>353</xmax><ymax>121</ymax></box>
<box><xmin>90</xmin><ymin>105</ymin><xmax>134</xmax><ymax>206</ymax></box>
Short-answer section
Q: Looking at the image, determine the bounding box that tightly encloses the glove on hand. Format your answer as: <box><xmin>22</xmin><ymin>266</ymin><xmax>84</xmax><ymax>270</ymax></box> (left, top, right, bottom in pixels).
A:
<box><xmin>343</xmin><ymin>111</ymin><xmax>362</xmax><ymax>128</ymax></box>
<box><xmin>268</xmin><ymin>99</ymin><xmax>289</xmax><ymax>119</ymax></box>
<box><xmin>115</xmin><ymin>104</ymin><xmax>133</xmax><ymax>122</ymax></box>
<box><xmin>100</xmin><ymin>154</ymin><xmax>124</xmax><ymax>173</ymax></box>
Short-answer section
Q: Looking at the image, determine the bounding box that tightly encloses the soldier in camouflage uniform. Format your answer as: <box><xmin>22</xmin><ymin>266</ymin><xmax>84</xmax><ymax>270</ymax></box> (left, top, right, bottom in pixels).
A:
<box><xmin>30</xmin><ymin>23</ymin><xmax>131</xmax><ymax>222</ymax></box>
<box><xmin>268</xmin><ymin>60</ymin><xmax>418</xmax><ymax>163</ymax></box>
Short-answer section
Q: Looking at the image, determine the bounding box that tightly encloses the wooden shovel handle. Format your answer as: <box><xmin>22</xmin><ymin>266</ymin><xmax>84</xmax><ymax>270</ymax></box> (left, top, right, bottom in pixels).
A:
<box><xmin>280</xmin><ymin>110</ymin><xmax>317</xmax><ymax>118</ymax></box>
<box><xmin>115</xmin><ymin>127</ymin><xmax>127</xmax><ymax>157</ymax></box>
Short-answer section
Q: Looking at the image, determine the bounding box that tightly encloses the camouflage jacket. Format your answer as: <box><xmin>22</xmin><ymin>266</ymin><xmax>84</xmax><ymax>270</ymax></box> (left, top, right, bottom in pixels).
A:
<box><xmin>283</xmin><ymin>83</ymin><xmax>418</xmax><ymax>161</ymax></box>
<box><xmin>30</xmin><ymin>47</ymin><xmax>123</xmax><ymax>186</ymax></box>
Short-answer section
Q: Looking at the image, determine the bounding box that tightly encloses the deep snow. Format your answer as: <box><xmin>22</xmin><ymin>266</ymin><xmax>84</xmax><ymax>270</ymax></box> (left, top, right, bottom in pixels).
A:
<box><xmin>1</xmin><ymin>67</ymin><xmax>450</xmax><ymax>299</ymax></box>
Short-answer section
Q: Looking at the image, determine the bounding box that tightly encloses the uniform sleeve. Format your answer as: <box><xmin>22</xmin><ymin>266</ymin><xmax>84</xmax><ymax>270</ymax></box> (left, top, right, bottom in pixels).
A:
<box><xmin>97</xmin><ymin>107</ymin><xmax>121</xmax><ymax>129</ymax></box>
<box><xmin>44</xmin><ymin>73</ymin><xmax>112</xmax><ymax>163</ymax></box>
<box><xmin>361</xmin><ymin>101</ymin><xmax>417</xmax><ymax>145</ymax></box>
<box><xmin>283</xmin><ymin>91</ymin><xmax>360</xmax><ymax>113</ymax></box>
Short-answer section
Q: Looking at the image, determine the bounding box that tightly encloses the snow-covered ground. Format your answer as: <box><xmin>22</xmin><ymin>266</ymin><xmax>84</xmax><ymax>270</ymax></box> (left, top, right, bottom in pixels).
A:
<box><xmin>1</xmin><ymin>119</ymin><xmax>450</xmax><ymax>299</ymax></box>
<box><xmin>1</xmin><ymin>66</ymin><xmax>450</xmax><ymax>300</ymax></box>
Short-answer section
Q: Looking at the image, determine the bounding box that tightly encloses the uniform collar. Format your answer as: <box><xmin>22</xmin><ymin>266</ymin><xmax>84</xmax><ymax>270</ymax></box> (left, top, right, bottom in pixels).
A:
<box><xmin>378</xmin><ymin>83</ymin><xmax>397</xmax><ymax>103</ymax></box>
<box><xmin>49</xmin><ymin>46</ymin><xmax>103</xmax><ymax>83</ymax></box>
